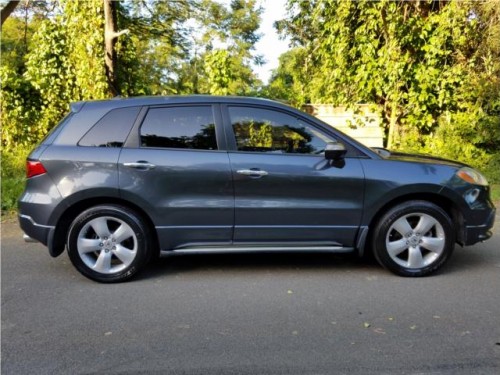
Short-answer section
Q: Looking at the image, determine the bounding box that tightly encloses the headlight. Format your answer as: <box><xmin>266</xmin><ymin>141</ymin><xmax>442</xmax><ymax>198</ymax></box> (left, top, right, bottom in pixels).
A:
<box><xmin>456</xmin><ymin>167</ymin><xmax>489</xmax><ymax>186</ymax></box>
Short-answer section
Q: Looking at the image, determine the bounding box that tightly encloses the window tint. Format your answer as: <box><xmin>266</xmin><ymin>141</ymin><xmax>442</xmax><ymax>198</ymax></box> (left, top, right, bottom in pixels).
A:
<box><xmin>79</xmin><ymin>107</ymin><xmax>140</xmax><ymax>147</ymax></box>
<box><xmin>229</xmin><ymin>106</ymin><xmax>332</xmax><ymax>154</ymax></box>
<box><xmin>140</xmin><ymin>106</ymin><xmax>217</xmax><ymax>150</ymax></box>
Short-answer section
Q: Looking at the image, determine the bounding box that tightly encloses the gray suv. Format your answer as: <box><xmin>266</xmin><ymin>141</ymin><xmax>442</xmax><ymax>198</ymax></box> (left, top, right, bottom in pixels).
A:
<box><xmin>19</xmin><ymin>96</ymin><xmax>495</xmax><ymax>282</ymax></box>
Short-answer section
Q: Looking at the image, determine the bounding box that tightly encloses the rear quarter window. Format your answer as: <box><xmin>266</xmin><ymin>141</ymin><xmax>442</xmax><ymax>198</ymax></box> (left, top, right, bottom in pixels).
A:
<box><xmin>79</xmin><ymin>106</ymin><xmax>141</xmax><ymax>147</ymax></box>
<box><xmin>40</xmin><ymin>113</ymin><xmax>73</xmax><ymax>145</ymax></box>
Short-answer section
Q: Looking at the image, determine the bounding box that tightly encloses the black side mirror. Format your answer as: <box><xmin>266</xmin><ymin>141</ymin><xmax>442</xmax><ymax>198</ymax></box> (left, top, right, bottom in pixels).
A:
<box><xmin>325</xmin><ymin>142</ymin><xmax>347</xmax><ymax>161</ymax></box>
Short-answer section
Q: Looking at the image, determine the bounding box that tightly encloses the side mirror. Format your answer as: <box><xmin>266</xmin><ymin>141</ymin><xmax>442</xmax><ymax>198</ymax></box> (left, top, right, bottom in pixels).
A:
<box><xmin>325</xmin><ymin>141</ymin><xmax>347</xmax><ymax>161</ymax></box>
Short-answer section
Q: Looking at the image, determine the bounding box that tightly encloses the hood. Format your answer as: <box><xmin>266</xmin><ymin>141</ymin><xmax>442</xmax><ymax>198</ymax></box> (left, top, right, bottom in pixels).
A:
<box><xmin>372</xmin><ymin>148</ymin><xmax>467</xmax><ymax>168</ymax></box>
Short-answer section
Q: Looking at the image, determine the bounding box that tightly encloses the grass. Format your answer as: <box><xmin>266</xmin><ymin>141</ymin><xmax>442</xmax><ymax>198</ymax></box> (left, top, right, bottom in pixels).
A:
<box><xmin>1</xmin><ymin>175</ymin><xmax>25</xmax><ymax>213</ymax></box>
<box><xmin>491</xmin><ymin>184</ymin><xmax>500</xmax><ymax>205</ymax></box>
<box><xmin>1</xmin><ymin>147</ymin><xmax>30</xmax><ymax>217</ymax></box>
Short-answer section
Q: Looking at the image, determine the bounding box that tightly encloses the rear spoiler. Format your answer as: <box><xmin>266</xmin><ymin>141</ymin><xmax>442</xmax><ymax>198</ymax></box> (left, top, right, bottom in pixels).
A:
<box><xmin>70</xmin><ymin>101</ymin><xmax>86</xmax><ymax>113</ymax></box>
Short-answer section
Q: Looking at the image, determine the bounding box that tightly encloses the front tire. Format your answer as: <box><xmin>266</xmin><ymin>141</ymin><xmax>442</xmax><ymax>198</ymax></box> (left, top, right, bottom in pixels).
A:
<box><xmin>67</xmin><ymin>205</ymin><xmax>152</xmax><ymax>283</ymax></box>
<box><xmin>372</xmin><ymin>201</ymin><xmax>455</xmax><ymax>277</ymax></box>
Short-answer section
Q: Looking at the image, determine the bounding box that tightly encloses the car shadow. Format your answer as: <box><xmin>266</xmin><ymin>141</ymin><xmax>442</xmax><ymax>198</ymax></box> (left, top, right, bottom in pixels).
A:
<box><xmin>137</xmin><ymin>252</ymin><xmax>382</xmax><ymax>281</ymax></box>
<box><xmin>137</xmin><ymin>239</ymin><xmax>499</xmax><ymax>281</ymax></box>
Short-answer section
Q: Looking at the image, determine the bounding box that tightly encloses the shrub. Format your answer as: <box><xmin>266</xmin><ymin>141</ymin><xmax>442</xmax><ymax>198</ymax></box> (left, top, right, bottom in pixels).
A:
<box><xmin>1</xmin><ymin>147</ymin><xmax>30</xmax><ymax>214</ymax></box>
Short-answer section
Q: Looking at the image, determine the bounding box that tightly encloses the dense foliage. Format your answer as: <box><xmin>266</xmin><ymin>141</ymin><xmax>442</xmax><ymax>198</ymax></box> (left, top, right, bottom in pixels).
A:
<box><xmin>0</xmin><ymin>0</ymin><xmax>262</xmax><ymax>212</ymax></box>
<box><xmin>273</xmin><ymin>0</ymin><xmax>500</xmax><ymax>175</ymax></box>
<box><xmin>1</xmin><ymin>0</ymin><xmax>262</xmax><ymax>147</ymax></box>
<box><xmin>1</xmin><ymin>0</ymin><xmax>499</xmax><ymax>213</ymax></box>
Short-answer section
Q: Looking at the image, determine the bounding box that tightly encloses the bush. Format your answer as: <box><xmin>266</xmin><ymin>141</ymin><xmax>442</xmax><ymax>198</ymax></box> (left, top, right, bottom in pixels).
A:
<box><xmin>484</xmin><ymin>155</ymin><xmax>500</xmax><ymax>204</ymax></box>
<box><xmin>484</xmin><ymin>154</ymin><xmax>500</xmax><ymax>185</ymax></box>
<box><xmin>1</xmin><ymin>147</ymin><xmax>30</xmax><ymax>214</ymax></box>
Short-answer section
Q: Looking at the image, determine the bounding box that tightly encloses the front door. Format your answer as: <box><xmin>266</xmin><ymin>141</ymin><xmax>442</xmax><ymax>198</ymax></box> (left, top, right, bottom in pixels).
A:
<box><xmin>224</xmin><ymin>105</ymin><xmax>365</xmax><ymax>247</ymax></box>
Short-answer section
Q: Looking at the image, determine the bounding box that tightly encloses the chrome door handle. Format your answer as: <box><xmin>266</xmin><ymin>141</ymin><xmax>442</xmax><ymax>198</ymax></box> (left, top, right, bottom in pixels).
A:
<box><xmin>236</xmin><ymin>169</ymin><xmax>268</xmax><ymax>177</ymax></box>
<box><xmin>123</xmin><ymin>162</ymin><xmax>156</xmax><ymax>170</ymax></box>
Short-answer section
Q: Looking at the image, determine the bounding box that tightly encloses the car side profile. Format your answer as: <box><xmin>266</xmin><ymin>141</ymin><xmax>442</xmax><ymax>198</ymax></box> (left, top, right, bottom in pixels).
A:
<box><xmin>19</xmin><ymin>96</ymin><xmax>495</xmax><ymax>282</ymax></box>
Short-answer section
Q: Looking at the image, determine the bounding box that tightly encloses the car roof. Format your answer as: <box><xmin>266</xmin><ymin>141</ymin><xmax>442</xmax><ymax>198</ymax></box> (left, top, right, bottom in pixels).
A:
<box><xmin>70</xmin><ymin>95</ymin><xmax>287</xmax><ymax>113</ymax></box>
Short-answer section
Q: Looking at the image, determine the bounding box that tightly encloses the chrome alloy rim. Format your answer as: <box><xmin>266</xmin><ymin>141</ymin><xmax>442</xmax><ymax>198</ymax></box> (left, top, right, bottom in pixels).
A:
<box><xmin>385</xmin><ymin>213</ymin><xmax>445</xmax><ymax>269</ymax></box>
<box><xmin>77</xmin><ymin>217</ymin><xmax>138</xmax><ymax>274</ymax></box>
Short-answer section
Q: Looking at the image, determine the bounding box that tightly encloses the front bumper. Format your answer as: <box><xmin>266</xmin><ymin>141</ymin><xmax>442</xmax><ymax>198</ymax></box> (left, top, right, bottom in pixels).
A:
<box><xmin>463</xmin><ymin>207</ymin><xmax>496</xmax><ymax>246</ymax></box>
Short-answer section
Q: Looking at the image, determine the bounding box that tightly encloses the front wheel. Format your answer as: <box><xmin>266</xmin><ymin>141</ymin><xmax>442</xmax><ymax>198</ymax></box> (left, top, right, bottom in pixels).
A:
<box><xmin>67</xmin><ymin>205</ymin><xmax>152</xmax><ymax>283</ymax></box>
<box><xmin>372</xmin><ymin>201</ymin><xmax>455</xmax><ymax>277</ymax></box>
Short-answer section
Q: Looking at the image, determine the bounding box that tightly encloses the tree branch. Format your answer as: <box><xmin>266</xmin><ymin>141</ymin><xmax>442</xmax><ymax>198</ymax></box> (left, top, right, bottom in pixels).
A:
<box><xmin>105</xmin><ymin>28</ymin><xmax>129</xmax><ymax>41</ymax></box>
<box><xmin>1</xmin><ymin>0</ymin><xmax>20</xmax><ymax>27</ymax></box>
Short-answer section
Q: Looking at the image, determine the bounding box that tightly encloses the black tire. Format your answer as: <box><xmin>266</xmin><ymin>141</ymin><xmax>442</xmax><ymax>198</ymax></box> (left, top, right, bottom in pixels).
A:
<box><xmin>67</xmin><ymin>205</ymin><xmax>152</xmax><ymax>283</ymax></box>
<box><xmin>372</xmin><ymin>200</ymin><xmax>455</xmax><ymax>277</ymax></box>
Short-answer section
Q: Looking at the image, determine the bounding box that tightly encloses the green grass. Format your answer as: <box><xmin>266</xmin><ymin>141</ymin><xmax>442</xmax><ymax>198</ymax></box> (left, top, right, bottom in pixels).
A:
<box><xmin>490</xmin><ymin>184</ymin><xmax>500</xmax><ymax>205</ymax></box>
<box><xmin>484</xmin><ymin>156</ymin><xmax>500</xmax><ymax>204</ymax></box>
<box><xmin>1</xmin><ymin>175</ymin><xmax>25</xmax><ymax>213</ymax></box>
<box><xmin>1</xmin><ymin>147</ymin><xmax>30</xmax><ymax>216</ymax></box>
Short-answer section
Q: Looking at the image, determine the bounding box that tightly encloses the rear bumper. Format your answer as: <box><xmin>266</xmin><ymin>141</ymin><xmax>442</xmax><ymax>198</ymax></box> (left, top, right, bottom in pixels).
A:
<box><xmin>463</xmin><ymin>207</ymin><xmax>496</xmax><ymax>246</ymax></box>
<box><xmin>19</xmin><ymin>214</ymin><xmax>65</xmax><ymax>257</ymax></box>
<box><xmin>19</xmin><ymin>214</ymin><xmax>54</xmax><ymax>246</ymax></box>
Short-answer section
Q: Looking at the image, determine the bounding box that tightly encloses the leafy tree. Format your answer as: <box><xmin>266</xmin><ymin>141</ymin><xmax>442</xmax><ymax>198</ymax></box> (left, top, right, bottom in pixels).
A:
<box><xmin>421</xmin><ymin>1</ymin><xmax>500</xmax><ymax>175</ymax></box>
<box><xmin>277</xmin><ymin>0</ymin><xmax>500</xmax><ymax>174</ymax></box>
<box><xmin>23</xmin><ymin>19</ymin><xmax>71</xmax><ymax>142</ymax></box>
<box><xmin>1</xmin><ymin>0</ymin><xmax>139</xmax><ymax>149</ymax></box>
<box><xmin>1</xmin><ymin>0</ymin><xmax>264</xmax><ymax>151</ymax></box>
<box><xmin>265</xmin><ymin>48</ymin><xmax>308</xmax><ymax>107</ymax></box>
<box><xmin>121</xmin><ymin>0</ymin><xmax>193</xmax><ymax>95</ymax></box>
<box><xmin>0</xmin><ymin>0</ymin><xmax>265</xmax><ymax>213</ymax></box>
<box><xmin>61</xmin><ymin>0</ymin><xmax>108</xmax><ymax>99</ymax></box>
<box><xmin>1</xmin><ymin>1</ymin><xmax>57</xmax><ymax>147</ymax></box>
<box><xmin>18</xmin><ymin>0</ymin><xmax>109</xmax><ymax>143</ymax></box>
<box><xmin>115</xmin><ymin>0</ymin><xmax>263</xmax><ymax>96</ymax></box>
<box><xmin>0</xmin><ymin>62</ymin><xmax>41</xmax><ymax>147</ymax></box>
<box><xmin>204</xmin><ymin>49</ymin><xmax>233</xmax><ymax>95</ymax></box>
<box><xmin>178</xmin><ymin>0</ymin><xmax>263</xmax><ymax>95</ymax></box>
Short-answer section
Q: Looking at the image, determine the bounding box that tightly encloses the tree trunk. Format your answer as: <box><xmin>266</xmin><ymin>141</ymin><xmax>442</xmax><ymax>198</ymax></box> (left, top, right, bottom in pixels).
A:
<box><xmin>1</xmin><ymin>0</ymin><xmax>19</xmax><ymax>27</ymax></box>
<box><xmin>386</xmin><ymin>101</ymin><xmax>399</xmax><ymax>149</ymax></box>
<box><xmin>104</xmin><ymin>0</ymin><xmax>128</xmax><ymax>96</ymax></box>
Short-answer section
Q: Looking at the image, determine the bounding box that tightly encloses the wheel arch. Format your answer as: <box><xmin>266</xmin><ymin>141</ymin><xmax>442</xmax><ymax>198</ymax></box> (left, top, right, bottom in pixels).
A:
<box><xmin>50</xmin><ymin>197</ymin><xmax>159</xmax><ymax>258</ymax></box>
<box><xmin>362</xmin><ymin>192</ymin><xmax>464</xmax><ymax>256</ymax></box>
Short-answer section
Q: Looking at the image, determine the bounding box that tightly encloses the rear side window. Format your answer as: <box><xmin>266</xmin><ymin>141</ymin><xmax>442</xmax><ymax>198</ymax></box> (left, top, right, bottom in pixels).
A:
<box><xmin>79</xmin><ymin>106</ymin><xmax>140</xmax><ymax>147</ymax></box>
<box><xmin>140</xmin><ymin>106</ymin><xmax>217</xmax><ymax>150</ymax></box>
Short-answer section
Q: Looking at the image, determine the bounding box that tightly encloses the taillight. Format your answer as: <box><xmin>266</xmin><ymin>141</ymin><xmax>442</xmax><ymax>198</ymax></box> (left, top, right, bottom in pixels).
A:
<box><xmin>26</xmin><ymin>160</ymin><xmax>47</xmax><ymax>178</ymax></box>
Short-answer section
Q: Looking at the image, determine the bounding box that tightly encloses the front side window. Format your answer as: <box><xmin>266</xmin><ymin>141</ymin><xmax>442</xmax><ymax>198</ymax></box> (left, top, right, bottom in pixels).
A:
<box><xmin>228</xmin><ymin>106</ymin><xmax>331</xmax><ymax>154</ymax></box>
<box><xmin>140</xmin><ymin>106</ymin><xmax>217</xmax><ymax>150</ymax></box>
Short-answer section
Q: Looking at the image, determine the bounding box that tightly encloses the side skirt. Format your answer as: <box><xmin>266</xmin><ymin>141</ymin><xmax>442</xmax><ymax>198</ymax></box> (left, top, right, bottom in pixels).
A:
<box><xmin>160</xmin><ymin>245</ymin><xmax>355</xmax><ymax>257</ymax></box>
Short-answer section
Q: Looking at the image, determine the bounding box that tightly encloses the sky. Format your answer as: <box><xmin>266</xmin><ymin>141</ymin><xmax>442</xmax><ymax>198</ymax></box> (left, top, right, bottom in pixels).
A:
<box><xmin>253</xmin><ymin>0</ymin><xmax>291</xmax><ymax>83</ymax></box>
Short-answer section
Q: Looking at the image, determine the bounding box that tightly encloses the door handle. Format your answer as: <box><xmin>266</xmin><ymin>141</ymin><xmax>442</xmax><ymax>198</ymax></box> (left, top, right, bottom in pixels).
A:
<box><xmin>123</xmin><ymin>161</ymin><xmax>156</xmax><ymax>170</ymax></box>
<box><xmin>236</xmin><ymin>169</ymin><xmax>268</xmax><ymax>177</ymax></box>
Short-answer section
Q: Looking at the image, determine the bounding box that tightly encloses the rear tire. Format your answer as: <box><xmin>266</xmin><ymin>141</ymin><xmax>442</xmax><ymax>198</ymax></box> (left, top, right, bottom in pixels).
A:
<box><xmin>372</xmin><ymin>201</ymin><xmax>455</xmax><ymax>277</ymax></box>
<box><xmin>67</xmin><ymin>205</ymin><xmax>152</xmax><ymax>283</ymax></box>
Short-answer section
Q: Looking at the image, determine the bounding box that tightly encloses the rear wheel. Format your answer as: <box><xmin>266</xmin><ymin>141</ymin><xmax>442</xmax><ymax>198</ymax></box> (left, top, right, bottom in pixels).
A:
<box><xmin>372</xmin><ymin>201</ymin><xmax>455</xmax><ymax>277</ymax></box>
<box><xmin>67</xmin><ymin>205</ymin><xmax>151</xmax><ymax>283</ymax></box>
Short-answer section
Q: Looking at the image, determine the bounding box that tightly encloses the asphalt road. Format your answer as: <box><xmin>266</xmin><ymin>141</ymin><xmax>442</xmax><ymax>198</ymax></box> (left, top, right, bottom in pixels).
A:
<box><xmin>2</xmin><ymin>216</ymin><xmax>500</xmax><ymax>375</ymax></box>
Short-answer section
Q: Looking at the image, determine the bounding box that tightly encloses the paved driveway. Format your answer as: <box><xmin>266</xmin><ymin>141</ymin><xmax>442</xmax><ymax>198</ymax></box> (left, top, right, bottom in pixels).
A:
<box><xmin>2</xmin><ymin>216</ymin><xmax>500</xmax><ymax>374</ymax></box>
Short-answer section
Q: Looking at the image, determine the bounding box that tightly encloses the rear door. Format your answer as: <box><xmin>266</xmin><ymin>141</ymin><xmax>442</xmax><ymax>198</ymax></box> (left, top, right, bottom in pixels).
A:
<box><xmin>119</xmin><ymin>104</ymin><xmax>234</xmax><ymax>250</ymax></box>
<box><xmin>222</xmin><ymin>105</ymin><xmax>365</xmax><ymax>247</ymax></box>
